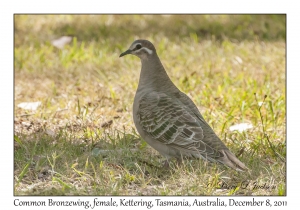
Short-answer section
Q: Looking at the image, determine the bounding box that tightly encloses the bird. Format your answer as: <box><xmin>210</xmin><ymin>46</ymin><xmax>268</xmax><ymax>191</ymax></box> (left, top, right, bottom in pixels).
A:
<box><xmin>119</xmin><ymin>39</ymin><xmax>247</xmax><ymax>171</ymax></box>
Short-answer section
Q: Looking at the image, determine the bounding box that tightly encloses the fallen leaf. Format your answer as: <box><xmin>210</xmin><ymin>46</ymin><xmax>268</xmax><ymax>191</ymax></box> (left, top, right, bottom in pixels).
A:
<box><xmin>229</xmin><ymin>123</ymin><xmax>253</xmax><ymax>132</ymax></box>
<box><xmin>51</xmin><ymin>36</ymin><xmax>73</xmax><ymax>49</ymax></box>
<box><xmin>17</xmin><ymin>102</ymin><xmax>41</xmax><ymax>111</ymax></box>
<box><xmin>45</xmin><ymin>129</ymin><xmax>56</xmax><ymax>137</ymax></box>
<box><xmin>235</xmin><ymin>56</ymin><xmax>243</xmax><ymax>64</ymax></box>
<box><xmin>101</xmin><ymin>120</ymin><xmax>113</xmax><ymax>128</ymax></box>
<box><xmin>21</xmin><ymin>121</ymin><xmax>31</xmax><ymax>127</ymax></box>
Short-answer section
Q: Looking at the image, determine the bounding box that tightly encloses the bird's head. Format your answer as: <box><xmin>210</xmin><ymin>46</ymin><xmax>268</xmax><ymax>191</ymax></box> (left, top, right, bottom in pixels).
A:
<box><xmin>119</xmin><ymin>39</ymin><xmax>156</xmax><ymax>60</ymax></box>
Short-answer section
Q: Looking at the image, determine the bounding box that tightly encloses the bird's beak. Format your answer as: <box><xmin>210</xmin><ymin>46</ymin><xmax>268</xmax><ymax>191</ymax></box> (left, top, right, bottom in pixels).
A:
<box><xmin>119</xmin><ymin>49</ymin><xmax>132</xmax><ymax>57</ymax></box>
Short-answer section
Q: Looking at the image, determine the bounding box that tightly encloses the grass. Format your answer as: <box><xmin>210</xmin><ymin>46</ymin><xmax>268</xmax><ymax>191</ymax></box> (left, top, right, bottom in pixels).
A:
<box><xmin>14</xmin><ymin>15</ymin><xmax>286</xmax><ymax>195</ymax></box>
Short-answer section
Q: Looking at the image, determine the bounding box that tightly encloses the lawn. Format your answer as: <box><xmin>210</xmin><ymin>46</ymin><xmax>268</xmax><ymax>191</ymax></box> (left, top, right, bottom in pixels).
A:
<box><xmin>14</xmin><ymin>15</ymin><xmax>286</xmax><ymax>195</ymax></box>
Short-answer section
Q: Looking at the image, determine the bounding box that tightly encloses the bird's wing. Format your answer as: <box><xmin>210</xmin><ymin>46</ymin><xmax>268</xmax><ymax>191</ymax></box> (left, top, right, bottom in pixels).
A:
<box><xmin>137</xmin><ymin>91</ymin><xmax>226</xmax><ymax>160</ymax></box>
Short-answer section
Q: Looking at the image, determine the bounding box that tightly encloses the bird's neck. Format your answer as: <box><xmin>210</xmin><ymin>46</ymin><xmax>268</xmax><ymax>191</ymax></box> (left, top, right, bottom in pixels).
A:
<box><xmin>137</xmin><ymin>54</ymin><xmax>176</xmax><ymax>92</ymax></box>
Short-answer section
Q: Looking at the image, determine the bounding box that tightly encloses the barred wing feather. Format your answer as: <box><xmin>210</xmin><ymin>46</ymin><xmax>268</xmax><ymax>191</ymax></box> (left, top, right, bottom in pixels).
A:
<box><xmin>137</xmin><ymin>91</ymin><xmax>225</xmax><ymax>160</ymax></box>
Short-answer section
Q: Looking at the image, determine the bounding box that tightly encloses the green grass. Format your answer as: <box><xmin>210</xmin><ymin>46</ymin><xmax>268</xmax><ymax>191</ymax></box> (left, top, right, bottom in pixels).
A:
<box><xmin>14</xmin><ymin>15</ymin><xmax>286</xmax><ymax>195</ymax></box>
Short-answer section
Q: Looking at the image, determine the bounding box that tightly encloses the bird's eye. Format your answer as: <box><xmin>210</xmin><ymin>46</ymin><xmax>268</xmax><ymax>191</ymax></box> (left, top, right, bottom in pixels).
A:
<box><xmin>136</xmin><ymin>44</ymin><xmax>142</xmax><ymax>50</ymax></box>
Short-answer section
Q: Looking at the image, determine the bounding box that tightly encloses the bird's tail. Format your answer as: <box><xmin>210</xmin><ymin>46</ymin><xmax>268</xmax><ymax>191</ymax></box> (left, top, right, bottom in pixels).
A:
<box><xmin>218</xmin><ymin>149</ymin><xmax>248</xmax><ymax>171</ymax></box>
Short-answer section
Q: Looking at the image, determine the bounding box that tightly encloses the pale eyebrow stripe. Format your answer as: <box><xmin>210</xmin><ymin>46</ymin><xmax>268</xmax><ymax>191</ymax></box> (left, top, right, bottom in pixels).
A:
<box><xmin>135</xmin><ymin>47</ymin><xmax>153</xmax><ymax>54</ymax></box>
<box><xmin>141</xmin><ymin>47</ymin><xmax>153</xmax><ymax>54</ymax></box>
<box><xmin>131</xmin><ymin>43</ymin><xmax>153</xmax><ymax>55</ymax></box>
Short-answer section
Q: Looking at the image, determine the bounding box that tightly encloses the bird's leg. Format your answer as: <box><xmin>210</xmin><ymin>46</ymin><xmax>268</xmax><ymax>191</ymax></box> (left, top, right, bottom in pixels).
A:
<box><xmin>162</xmin><ymin>158</ymin><xmax>182</xmax><ymax>168</ymax></box>
<box><xmin>163</xmin><ymin>160</ymin><xmax>170</xmax><ymax>168</ymax></box>
<box><xmin>176</xmin><ymin>157</ymin><xmax>183</xmax><ymax>167</ymax></box>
